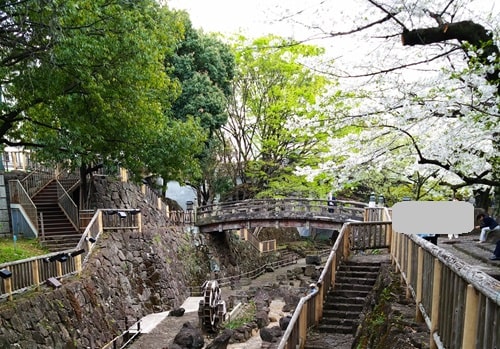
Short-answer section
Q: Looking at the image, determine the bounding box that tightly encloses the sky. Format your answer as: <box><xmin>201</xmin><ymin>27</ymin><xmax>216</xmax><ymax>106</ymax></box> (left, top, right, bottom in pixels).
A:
<box><xmin>166</xmin><ymin>0</ymin><xmax>499</xmax><ymax>69</ymax></box>
<box><xmin>167</xmin><ymin>0</ymin><xmax>498</xmax><ymax>39</ymax></box>
<box><xmin>167</xmin><ymin>0</ymin><xmax>294</xmax><ymax>37</ymax></box>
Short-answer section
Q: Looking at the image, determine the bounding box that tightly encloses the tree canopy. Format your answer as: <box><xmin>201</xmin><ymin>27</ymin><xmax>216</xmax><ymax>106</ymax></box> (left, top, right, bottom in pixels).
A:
<box><xmin>268</xmin><ymin>0</ymin><xmax>499</xmax><ymax>207</ymax></box>
<box><xmin>222</xmin><ymin>35</ymin><xmax>348</xmax><ymax>199</ymax></box>
<box><xmin>0</xmin><ymin>0</ymin><xmax>209</xmax><ymax>182</ymax></box>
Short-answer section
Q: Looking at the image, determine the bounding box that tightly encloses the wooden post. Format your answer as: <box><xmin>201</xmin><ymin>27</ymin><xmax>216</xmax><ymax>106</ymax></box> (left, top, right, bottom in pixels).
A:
<box><xmin>32</xmin><ymin>259</ymin><xmax>40</xmax><ymax>290</ymax></box>
<box><xmin>120</xmin><ymin>167</ymin><xmax>128</xmax><ymax>182</ymax></box>
<box><xmin>56</xmin><ymin>261</ymin><xmax>63</xmax><ymax>278</ymax></box>
<box><xmin>394</xmin><ymin>232</ymin><xmax>399</xmax><ymax>269</ymax></box>
<box><xmin>387</xmin><ymin>223</ymin><xmax>393</xmax><ymax>253</ymax></box>
<box><xmin>98</xmin><ymin>210</ymin><xmax>103</xmax><ymax>232</ymax></box>
<box><xmin>137</xmin><ymin>212</ymin><xmax>142</xmax><ymax>233</ymax></box>
<box><xmin>3</xmin><ymin>267</ymin><xmax>12</xmax><ymax>301</ymax></box>
<box><xmin>141</xmin><ymin>184</ymin><xmax>146</xmax><ymax>195</ymax></box>
<box><xmin>75</xmin><ymin>255</ymin><xmax>82</xmax><ymax>275</ymax></box>
<box><xmin>461</xmin><ymin>284</ymin><xmax>479</xmax><ymax>348</ymax></box>
<box><xmin>330</xmin><ymin>253</ymin><xmax>337</xmax><ymax>286</ymax></box>
<box><xmin>430</xmin><ymin>258</ymin><xmax>442</xmax><ymax>349</ymax></box>
<box><xmin>299</xmin><ymin>303</ymin><xmax>308</xmax><ymax>349</ymax></box>
<box><xmin>316</xmin><ymin>286</ymin><xmax>323</xmax><ymax>325</ymax></box>
<box><xmin>415</xmin><ymin>247</ymin><xmax>424</xmax><ymax>322</ymax></box>
<box><xmin>406</xmin><ymin>238</ymin><xmax>413</xmax><ymax>299</ymax></box>
<box><xmin>343</xmin><ymin>226</ymin><xmax>350</xmax><ymax>260</ymax></box>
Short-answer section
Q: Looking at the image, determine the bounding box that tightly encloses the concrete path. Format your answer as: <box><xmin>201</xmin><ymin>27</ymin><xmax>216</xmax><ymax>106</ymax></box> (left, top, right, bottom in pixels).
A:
<box><xmin>128</xmin><ymin>297</ymin><xmax>202</xmax><ymax>335</ymax></box>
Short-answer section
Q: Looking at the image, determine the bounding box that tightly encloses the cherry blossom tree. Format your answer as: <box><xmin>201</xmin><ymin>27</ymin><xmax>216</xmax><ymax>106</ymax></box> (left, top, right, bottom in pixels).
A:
<box><xmin>279</xmin><ymin>0</ymin><xmax>499</xmax><ymax>210</ymax></box>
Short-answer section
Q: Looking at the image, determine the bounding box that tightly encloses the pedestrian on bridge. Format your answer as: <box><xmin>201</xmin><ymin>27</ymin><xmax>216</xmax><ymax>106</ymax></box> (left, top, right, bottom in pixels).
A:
<box><xmin>476</xmin><ymin>213</ymin><xmax>500</xmax><ymax>243</ymax></box>
<box><xmin>327</xmin><ymin>192</ymin><xmax>337</xmax><ymax>213</ymax></box>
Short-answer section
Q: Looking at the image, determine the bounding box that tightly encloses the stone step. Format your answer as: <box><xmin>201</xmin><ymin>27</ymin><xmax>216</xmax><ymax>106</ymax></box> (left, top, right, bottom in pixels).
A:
<box><xmin>316</xmin><ymin>323</ymin><xmax>355</xmax><ymax>334</ymax></box>
<box><xmin>322</xmin><ymin>309</ymin><xmax>360</xmax><ymax>319</ymax></box>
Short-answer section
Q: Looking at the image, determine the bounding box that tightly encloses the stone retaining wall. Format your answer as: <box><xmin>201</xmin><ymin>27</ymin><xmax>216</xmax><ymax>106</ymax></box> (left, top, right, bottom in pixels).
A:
<box><xmin>0</xmin><ymin>176</ymin><xmax>270</xmax><ymax>348</ymax></box>
<box><xmin>0</xmin><ymin>178</ymin><xmax>195</xmax><ymax>348</ymax></box>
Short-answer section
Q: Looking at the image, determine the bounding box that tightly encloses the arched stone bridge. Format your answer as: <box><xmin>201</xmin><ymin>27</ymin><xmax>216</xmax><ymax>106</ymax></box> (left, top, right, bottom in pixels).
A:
<box><xmin>195</xmin><ymin>198</ymin><xmax>369</xmax><ymax>233</ymax></box>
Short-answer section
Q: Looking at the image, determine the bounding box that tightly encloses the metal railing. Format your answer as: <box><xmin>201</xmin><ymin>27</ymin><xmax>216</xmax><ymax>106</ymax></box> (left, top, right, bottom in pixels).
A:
<box><xmin>0</xmin><ymin>209</ymin><xmax>142</xmax><ymax>301</ymax></box>
<box><xmin>8</xmin><ymin>180</ymin><xmax>38</xmax><ymax>232</ymax></box>
<box><xmin>56</xmin><ymin>180</ymin><xmax>79</xmax><ymax>231</ymax></box>
<box><xmin>19</xmin><ymin>167</ymin><xmax>54</xmax><ymax>197</ymax></box>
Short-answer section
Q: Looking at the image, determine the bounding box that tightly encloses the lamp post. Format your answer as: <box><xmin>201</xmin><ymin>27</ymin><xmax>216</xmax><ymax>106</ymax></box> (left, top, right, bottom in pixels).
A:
<box><xmin>378</xmin><ymin>195</ymin><xmax>385</xmax><ymax>207</ymax></box>
<box><xmin>368</xmin><ymin>192</ymin><xmax>376</xmax><ymax>208</ymax></box>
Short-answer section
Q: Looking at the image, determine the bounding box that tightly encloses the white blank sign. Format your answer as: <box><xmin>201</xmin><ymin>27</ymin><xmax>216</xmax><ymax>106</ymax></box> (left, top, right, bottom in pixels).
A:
<box><xmin>392</xmin><ymin>201</ymin><xmax>474</xmax><ymax>235</ymax></box>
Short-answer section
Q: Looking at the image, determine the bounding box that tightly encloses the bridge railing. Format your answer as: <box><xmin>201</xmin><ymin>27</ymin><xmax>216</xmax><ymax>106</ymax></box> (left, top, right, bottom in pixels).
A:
<box><xmin>197</xmin><ymin>198</ymin><xmax>366</xmax><ymax>219</ymax></box>
<box><xmin>0</xmin><ymin>209</ymin><xmax>142</xmax><ymax>301</ymax></box>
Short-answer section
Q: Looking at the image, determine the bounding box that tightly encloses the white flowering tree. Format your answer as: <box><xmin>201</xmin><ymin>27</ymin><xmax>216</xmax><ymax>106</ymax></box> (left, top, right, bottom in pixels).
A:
<box><xmin>280</xmin><ymin>0</ymin><xmax>499</xmax><ymax>209</ymax></box>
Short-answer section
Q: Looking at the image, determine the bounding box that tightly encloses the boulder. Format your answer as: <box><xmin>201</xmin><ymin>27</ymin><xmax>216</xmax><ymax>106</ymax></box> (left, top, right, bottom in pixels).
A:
<box><xmin>279</xmin><ymin>315</ymin><xmax>292</xmax><ymax>330</ymax></box>
<box><xmin>172</xmin><ymin>322</ymin><xmax>204</xmax><ymax>349</ymax></box>
<box><xmin>169</xmin><ymin>307</ymin><xmax>186</xmax><ymax>317</ymax></box>
<box><xmin>206</xmin><ymin>329</ymin><xmax>233</xmax><ymax>349</ymax></box>
<box><xmin>259</xmin><ymin>326</ymin><xmax>283</xmax><ymax>342</ymax></box>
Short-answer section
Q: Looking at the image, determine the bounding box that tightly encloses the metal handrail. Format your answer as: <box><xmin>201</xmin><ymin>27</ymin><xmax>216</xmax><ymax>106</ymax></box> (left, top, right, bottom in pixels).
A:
<box><xmin>8</xmin><ymin>180</ymin><xmax>38</xmax><ymax>232</ymax></box>
<box><xmin>19</xmin><ymin>168</ymin><xmax>55</xmax><ymax>197</ymax></box>
<box><xmin>56</xmin><ymin>180</ymin><xmax>79</xmax><ymax>231</ymax></box>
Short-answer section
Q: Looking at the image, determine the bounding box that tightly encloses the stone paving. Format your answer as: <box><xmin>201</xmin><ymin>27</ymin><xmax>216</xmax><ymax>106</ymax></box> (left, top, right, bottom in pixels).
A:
<box><xmin>434</xmin><ymin>230</ymin><xmax>500</xmax><ymax>279</ymax></box>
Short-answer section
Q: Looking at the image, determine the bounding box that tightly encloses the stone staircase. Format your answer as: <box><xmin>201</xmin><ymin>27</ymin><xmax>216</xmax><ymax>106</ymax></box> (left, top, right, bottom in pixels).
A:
<box><xmin>32</xmin><ymin>180</ymin><xmax>81</xmax><ymax>251</ymax></box>
<box><xmin>305</xmin><ymin>258</ymin><xmax>382</xmax><ymax>349</ymax></box>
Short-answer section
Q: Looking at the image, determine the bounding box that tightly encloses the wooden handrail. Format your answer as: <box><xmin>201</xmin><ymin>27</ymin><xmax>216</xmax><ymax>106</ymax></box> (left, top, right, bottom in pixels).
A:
<box><xmin>0</xmin><ymin>209</ymin><xmax>142</xmax><ymax>301</ymax></box>
<box><xmin>277</xmin><ymin>212</ymin><xmax>500</xmax><ymax>349</ymax></box>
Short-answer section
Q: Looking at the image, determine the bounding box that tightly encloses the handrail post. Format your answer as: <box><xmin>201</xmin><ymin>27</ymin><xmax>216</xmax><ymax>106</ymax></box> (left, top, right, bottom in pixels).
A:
<box><xmin>330</xmin><ymin>252</ymin><xmax>337</xmax><ymax>286</ymax></box>
<box><xmin>299</xmin><ymin>302</ymin><xmax>308</xmax><ymax>349</ymax></box>
<box><xmin>430</xmin><ymin>258</ymin><xmax>442</xmax><ymax>349</ymax></box>
<box><xmin>406</xmin><ymin>238</ymin><xmax>412</xmax><ymax>299</ymax></box>
<box><xmin>56</xmin><ymin>260</ymin><xmax>63</xmax><ymax>278</ymax></box>
<box><xmin>415</xmin><ymin>247</ymin><xmax>424</xmax><ymax>322</ymax></box>
<box><xmin>461</xmin><ymin>284</ymin><xmax>479</xmax><ymax>348</ymax></box>
<box><xmin>32</xmin><ymin>259</ymin><xmax>40</xmax><ymax>290</ymax></box>
<box><xmin>75</xmin><ymin>254</ymin><xmax>82</xmax><ymax>275</ymax></box>
<box><xmin>3</xmin><ymin>267</ymin><xmax>13</xmax><ymax>301</ymax></box>
<box><xmin>316</xmin><ymin>286</ymin><xmax>323</xmax><ymax>325</ymax></box>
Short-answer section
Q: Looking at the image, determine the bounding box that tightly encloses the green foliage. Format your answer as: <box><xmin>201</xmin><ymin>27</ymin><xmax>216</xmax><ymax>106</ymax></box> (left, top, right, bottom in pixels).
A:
<box><xmin>169</xmin><ymin>16</ymin><xmax>235</xmax><ymax>134</ymax></box>
<box><xmin>226</xmin><ymin>35</ymin><xmax>346</xmax><ymax>198</ymax></box>
<box><xmin>0</xmin><ymin>0</ymin><xmax>207</xmax><ymax>181</ymax></box>
<box><xmin>224</xmin><ymin>301</ymin><xmax>256</xmax><ymax>329</ymax></box>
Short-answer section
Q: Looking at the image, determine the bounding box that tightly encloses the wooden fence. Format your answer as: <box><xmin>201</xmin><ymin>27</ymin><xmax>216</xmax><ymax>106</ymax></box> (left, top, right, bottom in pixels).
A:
<box><xmin>277</xmin><ymin>207</ymin><xmax>500</xmax><ymax>349</ymax></box>
<box><xmin>392</xmin><ymin>231</ymin><xmax>500</xmax><ymax>349</ymax></box>
<box><xmin>0</xmin><ymin>209</ymin><xmax>142</xmax><ymax>301</ymax></box>
<box><xmin>236</xmin><ymin>228</ymin><xmax>276</xmax><ymax>253</ymax></box>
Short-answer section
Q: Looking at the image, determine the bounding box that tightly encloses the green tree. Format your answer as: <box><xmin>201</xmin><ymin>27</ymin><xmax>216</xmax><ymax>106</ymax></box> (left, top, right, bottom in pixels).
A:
<box><xmin>169</xmin><ymin>15</ymin><xmax>235</xmax><ymax>135</ymax></box>
<box><xmin>1</xmin><ymin>0</ymin><xmax>205</xmax><ymax>184</ymax></box>
<box><xmin>167</xmin><ymin>15</ymin><xmax>235</xmax><ymax>203</ymax></box>
<box><xmin>225</xmin><ymin>35</ymin><xmax>345</xmax><ymax>198</ymax></box>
